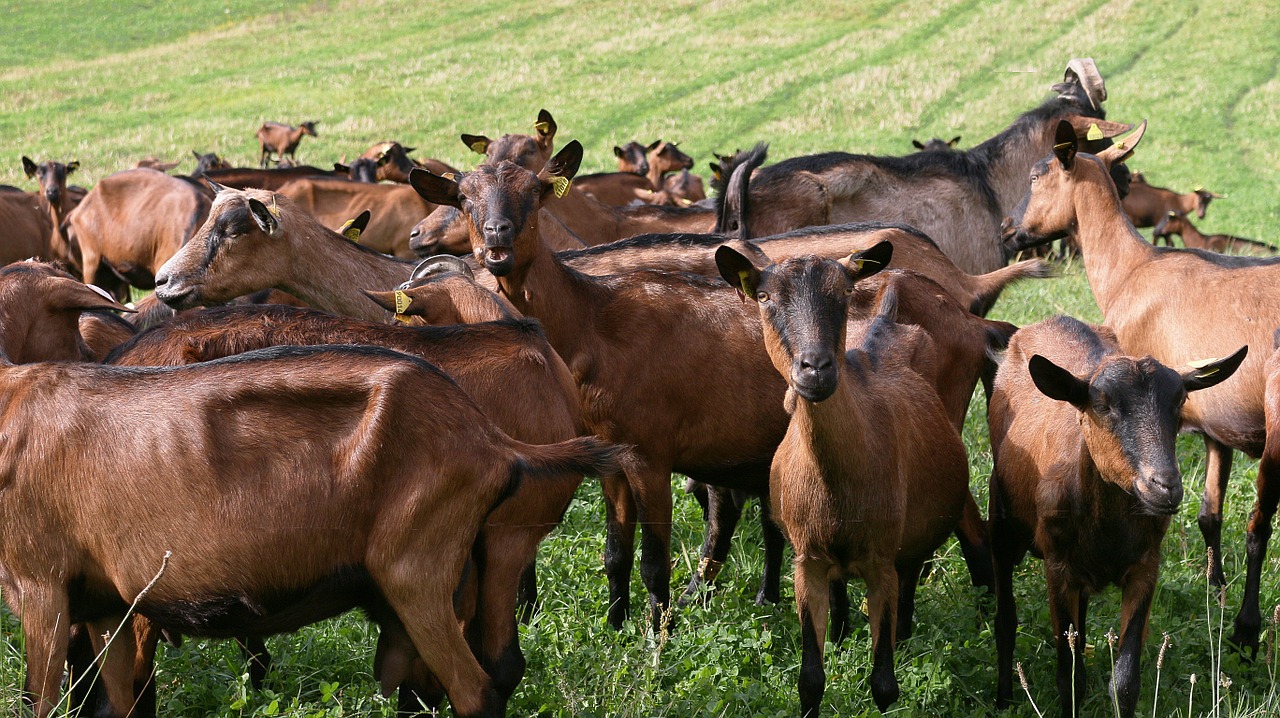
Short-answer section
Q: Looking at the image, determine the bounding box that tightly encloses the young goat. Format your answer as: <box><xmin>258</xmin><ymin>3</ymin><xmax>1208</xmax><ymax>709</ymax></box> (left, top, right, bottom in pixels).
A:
<box><xmin>1122</xmin><ymin>172</ymin><xmax>1223</xmax><ymax>228</ymax></box>
<box><xmin>1004</xmin><ymin>119</ymin><xmax>1280</xmax><ymax>655</ymax></box>
<box><xmin>715</xmin><ymin>243</ymin><xmax>968</xmax><ymax>716</ymax></box>
<box><xmin>255</xmin><ymin>120</ymin><xmax>318</xmax><ymax>167</ymax></box>
<box><xmin>989</xmin><ymin>316</ymin><xmax>1244</xmax><ymax>717</ymax></box>
<box><xmin>1151</xmin><ymin>210</ymin><xmax>1275</xmax><ymax>255</ymax></box>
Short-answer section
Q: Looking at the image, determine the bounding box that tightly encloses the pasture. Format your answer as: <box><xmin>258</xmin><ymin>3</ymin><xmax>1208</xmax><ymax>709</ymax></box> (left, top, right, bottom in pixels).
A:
<box><xmin>2</xmin><ymin>0</ymin><xmax>1280</xmax><ymax>716</ymax></box>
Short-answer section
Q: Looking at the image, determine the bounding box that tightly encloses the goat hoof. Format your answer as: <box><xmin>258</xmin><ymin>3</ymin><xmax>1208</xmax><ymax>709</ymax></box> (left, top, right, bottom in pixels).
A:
<box><xmin>1227</xmin><ymin>630</ymin><xmax>1260</xmax><ymax>662</ymax></box>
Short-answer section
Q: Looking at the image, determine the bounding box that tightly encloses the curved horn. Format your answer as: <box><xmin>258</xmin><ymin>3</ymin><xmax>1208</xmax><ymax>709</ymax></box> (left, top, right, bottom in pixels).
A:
<box><xmin>408</xmin><ymin>254</ymin><xmax>475</xmax><ymax>283</ymax></box>
<box><xmin>1064</xmin><ymin>57</ymin><xmax>1106</xmax><ymax>110</ymax></box>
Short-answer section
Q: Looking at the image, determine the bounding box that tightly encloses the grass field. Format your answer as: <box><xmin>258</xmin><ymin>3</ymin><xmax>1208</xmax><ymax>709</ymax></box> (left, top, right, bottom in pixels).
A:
<box><xmin>3</xmin><ymin>0</ymin><xmax>1280</xmax><ymax>715</ymax></box>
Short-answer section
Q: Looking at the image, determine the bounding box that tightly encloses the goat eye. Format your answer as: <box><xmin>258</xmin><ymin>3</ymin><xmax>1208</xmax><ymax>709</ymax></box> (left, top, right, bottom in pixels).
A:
<box><xmin>756</xmin><ymin>291</ymin><xmax>769</xmax><ymax>302</ymax></box>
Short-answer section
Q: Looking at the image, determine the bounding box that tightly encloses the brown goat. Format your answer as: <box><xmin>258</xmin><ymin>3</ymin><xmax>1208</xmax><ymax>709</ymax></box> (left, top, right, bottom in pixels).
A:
<box><xmin>256</xmin><ymin>120</ymin><xmax>318</xmax><ymax>167</ymax></box>
<box><xmin>0</xmin><ymin>261</ymin><xmax>131</xmax><ymax>362</ymax></box>
<box><xmin>0</xmin><ymin>263</ymin><xmax>622</xmax><ymax>717</ymax></box>
<box><xmin>191</xmin><ymin>151</ymin><xmax>233</xmax><ymax>175</ymax></box>
<box><xmin>1003</xmin><ymin>119</ymin><xmax>1280</xmax><ymax>656</ymax></box>
<box><xmin>358</xmin><ymin>141</ymin><xmax>457</xmax><ymax>183</ymax></box>
<box><xmin>132</xmin><ymin>157</ymin><xmax>180</xmax><ymax>172</ymax></box>
<box><xmin>1122</xmin><ymin>172</ymin><xmax>1222</xmax><ymax>229</ymax></box>
<box><xmin>65</xmin><ymin>168</ymin><xmax>213</xmax><ymax>291</ymax></box>
<box><xmin>1151</xmin><ymin>210</ymin><xmax>1274</xmax><ymax>255</ymax></box>
<box><xmin>614</xmin><ymin>141</ymin><xmax>650</xmax><ymax>175</ymax></box>
<box><xmin>21</xmin><ymin>156</ymin><xmax>80</xmax><ymax>265</ymax></box>
<box><xmin>155</xmin><ymin>186</ymin><xmax>417</xmax><ymax>322</ymax></box>
<box><xmin>716</xmin><ymin>244</ymin><xmax>968</xmax><ymax>715</ymax></box>
<box><xmin>409</xmin><ymin>205</ymin><xmax>587</xmax><ymax>256</ymax></box>
<box><xmin>462</xmin><ymin>109</ymin><xmax>558</xmax><ymax>168</ymax></box>
<box><xmin>364</xmin><ymin>258</ymin><xmax>517</xmax><ymax>326</ymax></box>
<box><xmin>108</xmin><ymin>303</ymin><xmax>586</xmax><ymax>710</ymax></box>
<box><xmin>731</xmin><ymin>59</ymin><xmax>1130</xmax><ymax>273</ymax></box>
<box><xmin>0</xmin><ymin>191</ymin><xmax>55</xmax><ymax>266</ymax></box>
<box><xmin>201</xmin><ymin>164</ymin><xmax>344</xmax><ymax>191</ymax></box>
<box><xmin>277</xmin><ymin>177</ymin><xmax>437</xmax><ymax>258</ymax></box>
<box><xmin>990</xmin><ymin>316</ymin><xmax>1244</xmax><ymax>717</ymax></box>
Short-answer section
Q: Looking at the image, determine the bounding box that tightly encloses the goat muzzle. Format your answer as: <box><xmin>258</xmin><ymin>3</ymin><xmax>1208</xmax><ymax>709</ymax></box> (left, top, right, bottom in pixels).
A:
<box><xmin>791</xmin><ymin>352</ymin><xmax>838</xmax><ymax>403</ymax></box>
<box><xmin>482</xmin><ymin>244</ymin><xmax>515</xmax><ymax>276</ymax></box>
<box><xmin>1135</xmin><ymin>472</ymin><xmax>1183</xmax><ymax>516</ymax></box>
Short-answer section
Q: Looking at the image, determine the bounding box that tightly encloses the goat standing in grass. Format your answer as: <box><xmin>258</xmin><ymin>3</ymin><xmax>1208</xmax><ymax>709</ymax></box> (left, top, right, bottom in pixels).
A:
<box><xmin>989</xmin><ymin>315</ymin><xmax>1244</xmax><ymax>717</ymax></box>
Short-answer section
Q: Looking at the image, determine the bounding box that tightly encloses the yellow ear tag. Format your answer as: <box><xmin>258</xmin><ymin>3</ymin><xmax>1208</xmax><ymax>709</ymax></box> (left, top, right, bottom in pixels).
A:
<box><xmin>850</xmin><ymin>259</ymin><xmax>866</xmax><ymax>272</ymax></box>
<box><xmin>1187</xmin><ymin>357</ymin><xmax>1222</xmax><ymax>374</ymax></box>
<box><xmin>534</xmin><ymin>121</ymin><xmax>551</xmax><ymax>134</ymax></box>
<box><xmin>337</xmin><ymin>219</ymin><xmax>361</xmax><ymax>243</ymax></box>
<box><xmin>552</xmin><ymin>176</ymin><xmax>571</xmax><ymax>198</ymax></box>
<box><xmin>1054</xmin><ymin>141</ymin><xmax>1073</xmax><ymax>152</ymax></box>
<box><xmin>1086</xmin><ymin>123</ymin><xmax>1104</xmax><ymax>141</ymax></box>
<box><xmin>470</xmin><ymin>141</ymin><xmax>487</xmax><ymax>154</ymax></box>
<box><xmin>394</xmin><ymin>290</ymin><xmax>412</xmax><ymax>315</ymax></box>
<box><xmin>267</xmin><ymin>199</ymin><xmax>282</xmax><ymax>218</ymax></box>
<box><xmin>737</xmin><ymin>270</ymin><xmax>752</xmax><ymax>296</ymax></box>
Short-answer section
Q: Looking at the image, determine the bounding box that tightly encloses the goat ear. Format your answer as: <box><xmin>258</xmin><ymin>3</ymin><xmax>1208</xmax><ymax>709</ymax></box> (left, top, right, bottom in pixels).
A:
<box><xmin>246</xmin><ymin>197</ymin><xmax>279</xmax><ymax>235</ymax></box>
<box><xmin>1096</xmin><ymin>120</ymin><xmax>1146</xmax><ymax>168</ymax></box>
<box><xmin>402</xmin><ymin>146</ymin><xmax>416</xmax><ymax>154</ymax></box>
<box><xmin>1064</xmin><ymin>116</ymin><xmax>1132</xmax><ymax>141</ymax></box>
<box><xmin>1053</xmin><ymin>120</ymin><xmax>1078</xmax><ymax>171</ymax></box>
<box><xmin>333</xmin><ymin>162</ymin><xmax>350</xmax><ymax>173</ymax></box>
<box><xmin>912</xmin><ymin>140</ymin><xmax>925</xmax><ymax>149</ymax></box>
<box><xmin>22</xmin><ymin>156</ymin><xmax>37</xmax><ymax>178</ymax></box>
<box><xmin>45</xmin><ymin>277</ymin><xmax>132</xmax><ymax>314</ymax></box>
<box><xmin>66</xmin><ymin>161</ymin><xmax>79</xmax><ymax>175</ymax></box>
<box><xmin>540</xmin><ymin>141</ymin><xmax>584</xmax><ymax>198</ymax></box>
<box><xmin>714</xmin><ymin>245</ymin><xmax>764</xmax><ymax>300</ymax></box>
<box><xmin>534</xmin><ymin>109</ymin><xmax>557</xmax><ymax>142</ymax></box>
<box><xmin>337</xmin><ymin>209</ymin><xmax>372</xmax><ymax>242</ymax></box>
<box><xmin>361</xmin><ymin>288</ymin><xmax>400</xmax><ymax>313</ymax></box>
<box><xmin>841</xmin><ymin>240</ymin><xmax>893</xmax><ymax>281</ymax></box>
<box><xmin>461</xmin><ymin>134</ymin><xmax>491</xmax><ymax>156</ymax></box>
<box><xmin>613</xmin><ymin>146</ymin><xmax>625</xmax><ymax>159</ymax></box>
<box><xmin>646</xmin><ymin>139</ymin><xmax>662</xmax><ymax>152</ymax></box>
<box><xmin>203</xmin><ymin>177</ymin><xmax>230</xmax><ymax>194</ymax></box>
<box><xmin>949</xmin><ymin>136</ymin><xmax>961</xmax><ymax>146</ymax></box>
<box><xmin>409</xmin><ymin>168</ymin><xmax>462</xmax><ymax>209</ymax></box>
<box><xmin>1028</xmin><ymin>354</ymin><xmax>1090</xmax><ymax>409</ymax></box>
<box><xmin>1183</xmin><ymin>345</ymin><xmax>1248</xmax><ymax>392</ymax></box>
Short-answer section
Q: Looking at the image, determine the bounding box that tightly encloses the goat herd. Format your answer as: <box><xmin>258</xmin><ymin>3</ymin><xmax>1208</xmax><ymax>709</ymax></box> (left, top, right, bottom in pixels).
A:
<box><xmin>1</xmin><ymin>56</ymin><xmax>1277</xmax><ymax>718</ymax></box>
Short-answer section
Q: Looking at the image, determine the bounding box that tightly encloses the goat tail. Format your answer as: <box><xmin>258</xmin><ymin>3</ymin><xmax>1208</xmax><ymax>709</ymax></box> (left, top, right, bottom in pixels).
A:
<box><xmin>513</xmin><ymin>435</ymin><xmax>633</xmax><ymax>483</ymax></box>
<box><xmin>968</xmin><ymin>258</ymin><xmax>1054</xmax><ymax>316</ymax></box>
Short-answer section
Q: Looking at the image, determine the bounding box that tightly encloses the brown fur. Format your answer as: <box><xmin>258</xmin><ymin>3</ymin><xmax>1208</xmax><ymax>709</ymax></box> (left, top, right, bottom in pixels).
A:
<box><xmin>277</xmin><ymin>178</ymin><xmax>437</xmax><ymax>258</ymax></box>
<box><xmin>1005</xmin><ymin>120</ymin><xmax>1280</xmax><ymax>656</ymax></box>
<box><xmin>409</xmin><ymin>205</ymin><xmax>586</xmax><ymax>256</ymax></box>
<box><xmin>1122</xmin><ymin>173</ymin><xmax>1221</xmax><ymax>229</ymax></box>
<box><xmin>0</xmin><ymin>262</ymin><xmax>129</xmax><ymax>362</ymax></box>
<box><xmin>256</xmin><ymin>120</ymin><xmax>317</xmax><ymax>167</ymax></box>
<box><xmin>0</xmin><ymin>191</ymin><xmax>55</xmax><ymax>265</ymax></box>
<box><xmin>201</xmin><ymin>165</ymin><xmax>343</xmax><ymax>191</ymax></box>
<box><xmin>21</xmin><ymin>157</ymin><xmax>80</xmax><ymax>268</ymax></box>
<box><xmin>65</xmin><ymin>169</ymin><xmax>212</xmax><ymax>290</ymax></box>
<box><xmin>989</xmin><ymin>316</ymin><xmax>1242</xmax><ymax>716</ymax></box>
<box><xmin>358</xmin><ymin>141</ymin><xmax>458</xmax><ymax>184</ymax></box>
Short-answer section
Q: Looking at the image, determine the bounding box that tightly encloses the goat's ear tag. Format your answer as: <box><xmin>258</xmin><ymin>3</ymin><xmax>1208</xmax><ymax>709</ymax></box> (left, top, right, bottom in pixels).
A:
<box><xmin>737</xmin><ymin>270</ymin><xmax>753</xmax><ymax>297</ymax></box>
<box><xmin>552</xmin><ymin>176</ymin><xmax>571</xmax><ymax>198</ymax></box>
<box><xmin>1053</xmin><ymin>141</ymin><xmax>1073</xmax><ymax>152</ymax></box>
<box><xmin>338</xmin><ymin>219</ymin><xmax>361</xmax><ymax>243</ymax></box>
<box><xmin>534</xmin><ymin>121</ymin><xmax>551</xmax><ymax>134</ymax></box>
<box><xmin>394</xmin><ymin>290</ymin><xmax>412</xmax><ymax>315</ymax></box>
<box><xmin>1187</xmin><ymin>356</ymin><xmax>1223</xmax><ymax>375</ymax></box>
<box><xmin>1086</xmin><ymin>123</ymin><xmax>1104</xmax><ymax>141</ymax></box>
<box><xmin>267</xmin><ymin>197</ymin><xmax>282</xmax><ymax>218</ymax></box>
<box><xmin>469</xmin><ymin>141</ymin><xmax>487</xmax><ymax>154</ymax></box>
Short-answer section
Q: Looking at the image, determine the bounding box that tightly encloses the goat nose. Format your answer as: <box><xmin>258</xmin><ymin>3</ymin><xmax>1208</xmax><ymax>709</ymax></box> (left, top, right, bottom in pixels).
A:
<box><xmin>154</xmin><ymin>270</ymin><xmax>170</xmax><ymax>288</ymax></box>
<box><xmin>484</xmin><ymin>218</ymin><xmax>513</xmax><ymax>237</ymax></box>
<box><xmin>799</xmin><ymin>352</ymin><xmax>833</xmax><ymax>372</ymax></box>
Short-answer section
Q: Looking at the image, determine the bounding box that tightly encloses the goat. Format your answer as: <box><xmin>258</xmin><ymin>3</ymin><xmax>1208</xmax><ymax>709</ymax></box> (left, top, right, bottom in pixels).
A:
<box><xmin>989</xmin><ymin>315</ymin><xmax>1244</xmax><ymax>717</ymax></box>
<box><xmin>0</xmin><ymin>261</ymin><xmax>131</xmax><ymax>362</ymax></box>
<box><xmin>0</xmin><ymin>261</ymin><xmax>623</xmax><ymax>718</ymax></box>
<box><xmin>332</xmin><ymin>156</ymin><xmax>382</xmax><ymax>183</ymax></box>
<box><xmin>155</xmin><ymin>185</ymin><xmax>418</xmax><ymax>322</ymax></box>
<box><xmin>108</xmin><ymin>302</ymin><xmax>586</xmax><ymax>710</ymax></box>
<box><xmin>191</xmin><ymin>150</ymin><xmax>232</xmax><ymax>175</ymax></box>
<box><xmin>1003</xmin><ymin>119</ymin><xmax>1280</xmax><ymax>657</ymax></box>
<box><xmin>64</xmin><ymin>168</ymin><xmax>213</xmax><ymax>292</ymax></box>
<box><xmin>730</xmin><ymin>58</ymin><xmax>1131</xmax><ymax>273</ymax></box>
<box><xmin>255</xmin><ymin>120</ymin><xmax>318</xmax><ymax>167</ymax></box>
<box><xmin>614</xmin><ymin>141</ymin><xmax>650</xmax><ymax>175</ymax></box>
<box><xmin>911</xmin><ymin>136</ymin><xmax>961</xmax><ymax>151</ymax></box>
<box><xmin>21</xmin><ymin>156</ymin><xmax>80</xmax><ymax>266</ymax></box>
<box><xmin>277</xmin><ymin>177</ymin><xmax>436</xmax><ymax>258</ymax></box>
<box><xmin>1151</xmin><ymin>210</ymin><xmax>1275</xmax><ymax>255</ymax></box>
<box><xmin>462</xmin><ymin>108</ymin><xmax>558</xmax><ymax>168</ymax></box>
<box><xmin>202</xmin><ymin>164</ymin><xmax>343</xmax><ymax>191</ymax></box>
<box><xmin>358</xmin><ymin>141</ymin><xmax>457</xmax><ymax>183</ymax></box>
<box><xmin>715</xmin><ymin>243</ymin><xmax>968</xmax><ymax>715</ymax></box>
<box><xmin>1122</xmin><ymin>172</ymin><xmax>1223</xmax><ymax>229</ymax></box>
<box><xmin>132</xmin><ymin>157</ymin><xmax>180</xmax><ymax>172</ymax></box>
<box><xmin>0</xmin><ymin>190</ymin><xmax>55</xmax><ymax>266</ymax></box>
<box><xmin>364</xmin><ymin>257</ymin><xmax>517</xmax><ymax>326</ymax></box>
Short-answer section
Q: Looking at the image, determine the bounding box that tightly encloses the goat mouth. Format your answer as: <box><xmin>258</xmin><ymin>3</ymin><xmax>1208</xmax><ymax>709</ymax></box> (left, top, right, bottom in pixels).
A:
<box><xmin>156</xmin><ymin>284</ymin><xmax>200</xmax><ymax>309</ymax></box>
<box><xmin>791</xmin><ymin>377</ymin><xmax>837</xmax><ymax>403</ymax></box>
<box><xmin>483</xmin><ymin>246</ymin><xmax>514</xmax><ymax>274</ymax></box>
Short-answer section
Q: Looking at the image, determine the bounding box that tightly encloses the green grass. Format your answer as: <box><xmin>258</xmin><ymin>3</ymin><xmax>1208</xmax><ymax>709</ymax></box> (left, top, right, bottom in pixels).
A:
<box><xmin>3</xmin><ymin>0</ymin><xmax>1280</xmax><ymax>716</ymax></box>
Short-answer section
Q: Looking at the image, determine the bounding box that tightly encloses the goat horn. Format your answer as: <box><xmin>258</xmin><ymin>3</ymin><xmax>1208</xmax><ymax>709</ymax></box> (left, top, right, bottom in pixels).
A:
<box><xmin>1064</xmin><ymin>57</ymin><xmax>1106</xmax><ymax>110</ymax></box>
<box><xmin>409</xmin><ymin>255</ymin><xmax>475</xmax><ymax>282</ymax></box>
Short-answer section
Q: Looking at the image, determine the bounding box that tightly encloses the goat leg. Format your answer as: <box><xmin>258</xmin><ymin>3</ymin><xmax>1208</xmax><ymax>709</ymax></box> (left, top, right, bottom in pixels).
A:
<box><xmin>633</xmin><ymin>468</ymin><xmax>675</xmax><ymax>634</ymax></box>
<box><xmin>18</xmin><ymin>587</ymin><xmax>72</xmax><ymax>718</ymax></box>
<box><xmin>1197</xmin><ymin>437</ymin><xmax>1233</xmax><ymax>586</ymax></box>
<box><xmin>235</xmin><ymin>635</ymin><xmax>271</xmax><ymax>689</ymax></box>
<box><xmin>602</xmin><ymin>474</ymin><xmax>636</xmax><ymax>630</ymax></box>
<box><xmin>796</xmin><ymin>558</ymin><xmax>831</xmax><ymax>718</ymax></box>
<box><xmin>1047</xmin><ymin>570</ymin><xmax>1087</xmax><ymax>718</ymax></box>
<box><xmin>1113</xmin><ymin>564</ymin><xmax>1157</xmax><ymax>718</ymax></box>
<box><xmin>955</xmin><ymin>492</ymin><xmax>996</xmax><ymax>594</ymax></box>
<box><xmin>828</xmin><ymin>580</ymin><xmax>851</xmax><ymax>645</ymax></box>
<box><xmin>757</xmin><ymin>499</ymin><xmax>785</xmax><ymax>605</ymax></box>
<box><xmin>678</xmin><ymin>484</ymin><xmax>741</xmax><ymax>607</ymax></box>
<box><xmin>866</xmin><ymin>563</ymin><xmax>901</xmax><ymax>713</ymax></box>
<box><xmin>1230</xmin><ymin>444</ymin><xmax>1280</xmax><ymax>657</ymax></box>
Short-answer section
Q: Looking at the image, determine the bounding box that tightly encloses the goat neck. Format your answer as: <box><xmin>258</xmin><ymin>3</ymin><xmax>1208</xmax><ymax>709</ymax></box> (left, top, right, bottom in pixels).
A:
<box><xmin>1069</xmin><ymin>159</ymin><xmax>1154</xmax><ymax>316</ymax></box>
